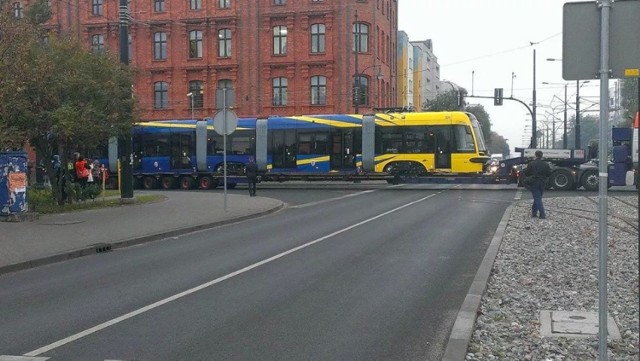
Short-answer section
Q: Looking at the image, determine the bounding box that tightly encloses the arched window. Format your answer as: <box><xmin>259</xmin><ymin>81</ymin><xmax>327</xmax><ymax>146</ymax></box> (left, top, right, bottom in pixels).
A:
<box><xmin>218</xmin><ymin>29</ymin><xmax>231</xmax><ymax>57</ymax></box>
<box><xmin>353</xmin><ymin>23</ymin><xmax>369</xmax><ymax>53</ymax></box>
<box><xmin>189</xmin><ymin>30</ymin><xmax>203</xmax><ymax>58</ymax></box>
<box><xmin>273</xmin><ymin>26</ymin><xmax>287</xmax><ymax>55</ymax></box>
<box><xmin>352</xmin><ymin>76</ymin><xmax>368</xmax><ymax>106</ymax></box>
<box><xmin>188</xmin><ymin>81</ymin><xmax>204</xmax><ymax>108</ymax></box>
<box><xmin>310</xmin><ymin>23</ymin><xmax>325</xmax><ymax>53</ymax></box>
<box><xmin>272</xmin><ymin>77</ymin><xmax>288</xmax><ymax>106</ymax></box>
<box><xmin>310</xmin><ymin>76</ymin><xmax>326</xmax><ymax>105</ymax></box>
<box><xmin>154</xmin><ymin>81</ymin><xmax>169</xmax><ymax>109</ymax></box>
<box><xmin>154</xmin><ymin>32</ymin><xmax>167</xmax><ymax>60</ymax></box>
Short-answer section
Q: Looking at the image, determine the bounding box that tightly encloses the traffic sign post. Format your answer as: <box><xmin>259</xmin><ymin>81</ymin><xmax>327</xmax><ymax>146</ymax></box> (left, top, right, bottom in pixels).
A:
<box><xmin>213</xmin><ymin>88</ymin><xmax>238</xmax><ymax>212</ymax></box>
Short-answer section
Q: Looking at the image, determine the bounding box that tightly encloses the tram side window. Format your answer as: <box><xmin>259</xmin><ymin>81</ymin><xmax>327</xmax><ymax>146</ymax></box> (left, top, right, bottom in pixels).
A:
<box><xmin>143</xmin><ymin>133</ymin><xmax>170</xmax><ymax>156</ymax></box>
<box><xmin>376</xmin><ymin>127</ymin><xmax>403</xmax><ymax>153</ymax></box>
<box><xmin>297</xmin><ymin>131</ymin><xmax>329</xmax><ymax>155</ymax></box>
<box><xmin>452</xmin><ymin>125</ymin><xmax>476</xmax><ymax>152</ymax></box>
<box><xmin>404</xmin><ymin>127</ymin><xmax>428</xmax><ymax>153</ymax></box>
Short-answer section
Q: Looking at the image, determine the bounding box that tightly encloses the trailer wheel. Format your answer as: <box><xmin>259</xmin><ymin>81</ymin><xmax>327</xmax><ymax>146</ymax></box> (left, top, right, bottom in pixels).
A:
<box><xmin>180</xmin><ymin>176</ymin><xmax>196</xmax><ymax>190</ymax></box>
<box><xmin>142</xmin><ymin>176</ymin><xmax>159</xmax><ymax>190</ymax></box>
<box><xmin>549</xmin><ymin>170</ymin><xmax>574</xmax><ymax>191</ymax></box>
<box><xmin>581</xmin><ymin>170</ymin><xmax>599</xmax><ymax>191</ymax></box>
<box><xmin>161</xmin><ymin>176</ymin><xmax>178</xmax><ymax>189</ymax></box>
<box><xmin>199</xmin><ymin>176</ymin><xmax>216</xmax><ymax>189</ymax></box>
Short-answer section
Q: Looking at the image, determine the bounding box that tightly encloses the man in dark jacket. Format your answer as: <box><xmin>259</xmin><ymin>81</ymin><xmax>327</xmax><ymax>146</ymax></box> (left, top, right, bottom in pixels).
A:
<box><xmin>524</xmin><ymin>150</ymin><xmax>552</xmax><ymax>218</ymax></box>
<box><xmin>245</xmin><ymin>157</ymin><xmax>258</xmax><ymax>196</ymax></box>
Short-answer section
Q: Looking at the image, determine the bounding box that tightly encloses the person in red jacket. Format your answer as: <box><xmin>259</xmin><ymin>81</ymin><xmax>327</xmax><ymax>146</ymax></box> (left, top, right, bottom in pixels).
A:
<box><xmin>75</xmin><ymin>155</ymin><xmax>90</xmax><ymax>190</ymax></box>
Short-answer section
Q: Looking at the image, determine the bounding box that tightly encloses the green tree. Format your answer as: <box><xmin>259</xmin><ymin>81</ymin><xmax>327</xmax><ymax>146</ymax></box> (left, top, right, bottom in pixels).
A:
<box><xmin>0</xmin><ymin>8</ymin><xmax>136</xmax><ymax>204</ymax></box>
<box><xmin>423</xmin><ymin>90</ymin><xmax>465</xmax><ymax>112</ymax></box>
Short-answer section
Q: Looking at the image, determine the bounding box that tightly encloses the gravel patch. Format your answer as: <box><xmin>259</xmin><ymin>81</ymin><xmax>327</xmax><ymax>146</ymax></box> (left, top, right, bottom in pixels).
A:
<box><xmin>466</xmin><ymin>196</ymin><xmax>639</xmax><ymax>360</ymax></box>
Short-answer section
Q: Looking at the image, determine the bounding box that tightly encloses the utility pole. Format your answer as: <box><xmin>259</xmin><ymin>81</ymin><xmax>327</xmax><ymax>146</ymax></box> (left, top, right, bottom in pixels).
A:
<box><xmin>531</xmin><ymin>49</ymin><xmax>537</xmax><ymax>148</ymax></box>
<box><xmin>563</xmin><ymin>83</ymin><xmax>568</xmax><ymax>149</ymax></box>
<box><xmin>354</xmin><ymin>11</ymin><xmax>359</xmax><ymax>114</ymax></box>
<box><xmin>575</xmin><ymin>80</ymin><xmax>581</xmax><ymax>149</ymax></box>
<box><xmin>118</xmin><ymin>0</ymin><xmax>133</xmax><ymax>200</ymax></box>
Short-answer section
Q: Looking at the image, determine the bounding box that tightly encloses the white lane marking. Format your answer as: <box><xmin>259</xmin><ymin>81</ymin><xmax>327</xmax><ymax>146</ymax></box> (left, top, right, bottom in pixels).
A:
<box><xmin>25</xmin><ymin>192</ymin><xmax>442</xmax><ymax>357</ymax></box>
<box><xmin>0</xmin><ymin>357</ymin><xmax>50</xmax><ymax>360</ymax></box>
<box><xmin>514</xmin><ymin>189</ymin><xmax>523</xmax><ymax>200</ymax></box>
<box><xmin>290</xmin><ymin>189</ymin><xmax>377</xmax><ymax>209</ymax></box>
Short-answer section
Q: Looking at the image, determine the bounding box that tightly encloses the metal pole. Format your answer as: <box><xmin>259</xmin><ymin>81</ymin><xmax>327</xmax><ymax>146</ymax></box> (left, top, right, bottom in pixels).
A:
<box><xmin>597</xmin><ymin>1</ymin><xmax>612</xmax><ymax>359</ymax></box>
<box><xmin>354</xmin><ymin>11</ymin><xmax>359</xmax><ymax>114</ymax></box>
<box><xmin>118</xmin><ymin>0</ymin><xmax>133</xmax><ymax>200</ymax></box>
<box><xmin>532</xmin><ymin>49</ymin><xmax>537</xmax><ymax>148</ymax></box>
<box><xmin>223</xmin><ymin>87</ymin><xmax>228</xmax><ymax>212</ymax></box>
<box><xmin>576</xmin><ymin>80</ymin><xmax>581</xmax><ymax>149</ymax></box>
<box><xmin>510</xmin><ymin>71</ymin><xmax>515</xmax><ymax>98</ymax></box>
<box><xmin>191</xmin><ymin>94</ymin><xmax>194</xmax><ymax>120</ymax></box>
<box><xmin>563</xmin><ymin>84</ymin><xmax>568</xmax><ymax>149</ymax></box>
<box><xmin>472</xmin><ymin>70</ymin><xmax>475</xmax><ymax>96</ymax></box>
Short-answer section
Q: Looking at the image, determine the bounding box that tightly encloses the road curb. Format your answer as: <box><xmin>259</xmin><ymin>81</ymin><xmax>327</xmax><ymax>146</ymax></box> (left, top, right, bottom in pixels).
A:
<box><xmin>441</xmin><ymin>203</ymin><xmax>514</xmax><ymax>361</ymax></box>
<box><xmin>0</xmin><ymin>202</ymin><xmax>285</xmax><ymax>276</ymax></box>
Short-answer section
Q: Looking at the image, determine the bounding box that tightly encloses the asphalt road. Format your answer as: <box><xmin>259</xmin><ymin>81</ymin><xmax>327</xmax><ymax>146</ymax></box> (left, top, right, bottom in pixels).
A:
<box><xmin>0</xmin><ymin>185</ymin><xmax>620</xmax><ymax>360</ymax></box>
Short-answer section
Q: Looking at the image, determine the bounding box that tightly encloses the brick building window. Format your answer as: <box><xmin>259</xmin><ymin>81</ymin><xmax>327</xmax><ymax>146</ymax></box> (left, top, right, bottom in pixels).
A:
<box><xmin>274</xmin><ymin>0</ymin><xmax>285</xmax><ymax>4</ymax></box>
<box><xmin>91</xmin><ymin>34</ymin><xmax>104</xmax><ymax>52</ymax></box>
<box><xmin>154</xmin><ymin>0</ymin><xmax>165</xmax><ymax>12</ymax></box>
<box><xmin>189</xmin><ymin>30</ymin><xmax>203</xmax><ymax>58</ymax></box>
<box><xmin>154</xmin><ymin>81</ymin><xmax>169</xmax><ymax>109</ymax></box>
<box><xmin>154</xmin><ymin>32</ymin><xmax>167</xmax><ymax>60</ymax></box>
<box><xmin>310</xmin><ymin>24</ymin><xmax>325</xmax><ymax>53</ymax></box>
<box><xmin>13</xmin><ymin>2</ymin><xmax>23</xmax><ymax>18</ymax></box>
<box><xmin>272</xmin><ymin>77</ymin><xmax>288</xmax><ymax>106</ymax></box>
<box><xmin>188</xmin><ymin>81</ymin><xmax>204</xmax><ymax>108</ymax></box>
<box><xmin>353</xmin><ymin>76</ymin><xmax>368</xmax><ymax>106</ymax></box>
<box><xmin>353</xmin><ymin>23</ymin><xmax>368</xmax><ymax>53</ymax></box>
<box><xmin>272</xmin><ymin>26</ymin><xmax>287</xmax><ymax>55</ymax></box>
<box><xmin>310</xmin><ymin>76</ymin><xmax>326</xmax><ymax>105</ymax></box>
<box><xmin>218</xmin><ymin>0</ymin><xmax>230</xmax><ymax>8</ymax></box>
<box><xmin>92</xmin><ymin>0</ymin><xmax>102</xmax><ymax>15</ymax></box>
<box><xmin>189</xmin><ymin>0</ymin><xmax>202</xmax><ymax>10</ymax></box>
<box><xmin>216</xmin><ymin>79</ymin><xmax>233</xmax><ymax>109</ymax></box>
<box><xmin>218</xmin><ymin>29</ymin><xmax>231</xmax><ymax>57</ymax></box>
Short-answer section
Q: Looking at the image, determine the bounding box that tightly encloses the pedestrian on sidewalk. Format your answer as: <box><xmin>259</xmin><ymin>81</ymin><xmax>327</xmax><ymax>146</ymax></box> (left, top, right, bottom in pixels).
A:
<box><xmin>245</xmin><ymin>157</ymin><xmax>258</xmax><ymax>197</ymax></box>
<box><xmin>524</xmin><ymin>150</ymin><xmax>551</xmax><ymax>219</ymax></box>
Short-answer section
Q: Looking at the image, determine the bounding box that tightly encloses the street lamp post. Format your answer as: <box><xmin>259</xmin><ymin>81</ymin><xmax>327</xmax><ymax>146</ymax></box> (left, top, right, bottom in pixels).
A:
<box><xmin>187</xmin><ymin>92</ymin><xmax>195</xmax><ymax>120</ymax></box>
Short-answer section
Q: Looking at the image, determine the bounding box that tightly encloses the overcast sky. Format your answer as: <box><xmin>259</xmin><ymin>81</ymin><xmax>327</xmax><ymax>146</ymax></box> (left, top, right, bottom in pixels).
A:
<box><xmin>398</xmin><ymin>0</ymin><xmax>606</xmax><ymax>151</ymax></box>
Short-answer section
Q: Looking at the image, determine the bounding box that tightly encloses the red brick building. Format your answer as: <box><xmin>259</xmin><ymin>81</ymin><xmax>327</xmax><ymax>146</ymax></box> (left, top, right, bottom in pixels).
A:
<box><xmin>37</xmin><ymin>0</ymin><xmax>398</xmax><ymax>120</ymax></box>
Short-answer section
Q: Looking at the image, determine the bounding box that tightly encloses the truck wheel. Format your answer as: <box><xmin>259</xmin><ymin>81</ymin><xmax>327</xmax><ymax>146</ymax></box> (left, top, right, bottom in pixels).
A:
<box><xmin>199</xmin><ymin>176</ymin><xmax>216</xmax><ymax>189</ymax></box>
<box><xmin>180</xmin><ymin>176</ymin><xmax>196</xmax><ymax>190</ymax></box>
<box><xmin>550</xmin><ymin>170</ymin><xmax>574</xmax><ymax>191</ymax></box>
<box><xmin>161</xmin><ymin>176</ymin><xmax>177</xmax><ymax>189</ymax></box>
<box><xmin>142</xmin><ymin>176</ymin><xmax>158</xmax><ymax>190</ymax></box>
<box><xmin>581</xmin><ymin>170</ymin><xmax>599</xmax><ymax>191</ymax></box>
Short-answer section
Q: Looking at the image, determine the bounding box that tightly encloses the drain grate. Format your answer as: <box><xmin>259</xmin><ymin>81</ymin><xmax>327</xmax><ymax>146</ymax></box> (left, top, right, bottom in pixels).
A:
<box><xmin>94</xmin><ymin>243</ymin><xmax>112</xmax><ymax>253</ymax></box>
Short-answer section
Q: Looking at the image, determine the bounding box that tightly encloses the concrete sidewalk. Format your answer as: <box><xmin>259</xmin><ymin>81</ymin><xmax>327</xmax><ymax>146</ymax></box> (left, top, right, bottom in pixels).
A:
<box><xmin>0</xmin><ymin>191</ymin><xmax>284</xmax><ymax>275</ymax></box>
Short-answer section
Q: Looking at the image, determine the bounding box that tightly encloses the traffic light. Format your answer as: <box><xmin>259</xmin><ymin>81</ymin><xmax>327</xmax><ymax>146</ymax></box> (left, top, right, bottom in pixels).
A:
<box><xmin>494</xmin><ymin>88</ymin><xmax>504</xmax><ymax>106</ymax></box>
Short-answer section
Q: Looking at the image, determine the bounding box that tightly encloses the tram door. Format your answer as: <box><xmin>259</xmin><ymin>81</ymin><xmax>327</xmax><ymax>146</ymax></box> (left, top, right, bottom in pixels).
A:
<box><xmin>170</xmin><ymin>133</ymin><xmax>193</xmax><ymax>169</ymax></box>
<box><xmin>431</xmin><ymin>127</ymin><xmax>452</xmax><ymax>169</ymax></box>
<box><xmin>330</xmin><ymin>129</ymin><xmax>358</xmax><ymax>170</ymax></box>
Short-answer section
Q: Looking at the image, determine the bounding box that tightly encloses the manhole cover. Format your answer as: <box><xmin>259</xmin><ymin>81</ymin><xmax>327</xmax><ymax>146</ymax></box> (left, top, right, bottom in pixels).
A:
<box><xmin>540</xmin><ymin>310</ymin><xmax>621</xmax><ymax>340</ymax></box>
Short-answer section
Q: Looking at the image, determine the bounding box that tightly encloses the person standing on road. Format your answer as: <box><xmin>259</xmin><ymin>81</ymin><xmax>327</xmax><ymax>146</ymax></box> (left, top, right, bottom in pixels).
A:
<box><xmin>245</xmin><ymin>156</ymin><xmax>258</xmax><ymax>197</ymax></box>
<box><xmin>524</xmin><ymin>150</ymin><xmax>551</xmax><ymax>219</ymax></box>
